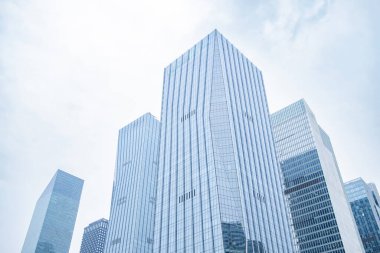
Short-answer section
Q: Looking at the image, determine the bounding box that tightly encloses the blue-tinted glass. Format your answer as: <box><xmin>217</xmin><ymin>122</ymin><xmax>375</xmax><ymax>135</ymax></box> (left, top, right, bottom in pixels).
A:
<box><xmin>345</xmin><ymin>179</ymin><xmax>380</xmax><ymax>253</ymax></box>
<box><xmin>22</xmin><ymin>170</ymin><xmax>83</xmax><ymax>253</ymax></box>
<box><xmin>104</xmin><ymin>113</ymin><xmax>160</xmax><ymax>253</ymax></box>
<box><xmin>80</xmin><ymin>218</ymin><xmax>108</xmax><ymax>253</ymax></box>
<box><xmin>154</xmin><ymin>30</ymin><xmax>294</xmax><ymax>253</ymax></box>
<box><xmin>271</xmin><ymin>100</ymin><xmax>364</xmax><ymax>253</ymax></box>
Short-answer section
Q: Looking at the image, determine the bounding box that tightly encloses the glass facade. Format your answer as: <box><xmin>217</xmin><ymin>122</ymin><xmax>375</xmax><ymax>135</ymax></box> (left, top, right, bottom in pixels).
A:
<box><xmin>154</xmin><ymin>30</ymin><xmax>294</xmax><ymax>253</ymax></box>
<box><xmin>345</xmin><ymin>178</ymin><xmax>380</xmax><ymax>253</ymax></box>
<box><xmin>104</xmin><ymin>113</ymin><xmax>160</xmax><ymax>253</ymax></box>
<box><xmin>80</xmin><ymin>218</ymin><xmax>109</xmax><ymax>253</ymax></box>
<box><xmin>271</xmin><ymin>99</ymin><xmax>364</xmax><ymax>253</ymax></box>
<box><xmin>22</xmin><ymin>169</ymin><xmax>84</xmax><ymax>253</ymax></box>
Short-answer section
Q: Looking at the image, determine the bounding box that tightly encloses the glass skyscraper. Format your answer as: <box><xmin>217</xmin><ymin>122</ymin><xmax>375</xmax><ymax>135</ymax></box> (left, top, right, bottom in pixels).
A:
<box><xmin>22</xmin><ymin>169</ymin><xmax>84</xmax><ymax>253</ymax></box>
<box><xmin>154</xmin><ymin>30</ymin><xmax>294</xmax><ymax>253</ymax></box>
<box><xmin>345</xmin><ymin>178</ymin><xmax>380</xmax><ymax>252</ymax></box>
<box><xmin>104</xmin><ymin>113</ymin><xmax>160</xmax><ymax>253</ymax></box>
<box><xmin>271</xmin><ymin>99</ymin><xmax>364</xmax><ymax>253</ymax></box>
<box><xmin>80</xmin><ymin>218</ymin><xmax>109</xmax><ymax>253</ymax></box>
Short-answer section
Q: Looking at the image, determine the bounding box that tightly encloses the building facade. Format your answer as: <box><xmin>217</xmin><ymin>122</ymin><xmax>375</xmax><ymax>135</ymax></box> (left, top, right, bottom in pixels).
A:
<box><xmin>80</xmin><ymin>218</ymin><xmax>109</xmax><ymax>253</ymax></box>
<box><xmin>154</xmin><ymin>30</ymin><xmax>294</xmax><ymax>253</ymax></box>
<box><xmin>104</xmin><ymin>113</ymin><xmax>160</xmax><ymax>253</ymax></box>
<box><xmin>345</xmin><ymin>178</ymin><xmax>380</xmax><ymax>253</ymax></box>
<box><xmin>271</xmin><ymin>99</ymin><xmax>364</xmax><ymax>253</ymax></box>
<box><xmin>22</xmin><ymin>169</ymin><xmax>83</xmax><ymax>253</ymax></box>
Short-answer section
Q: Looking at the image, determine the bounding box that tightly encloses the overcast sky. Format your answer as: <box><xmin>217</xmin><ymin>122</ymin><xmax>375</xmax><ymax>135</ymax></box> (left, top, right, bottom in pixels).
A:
<box><xmin>1</xmin><ymin>0</ymin><xmax>379</xmax><ymax>252</ymax></box>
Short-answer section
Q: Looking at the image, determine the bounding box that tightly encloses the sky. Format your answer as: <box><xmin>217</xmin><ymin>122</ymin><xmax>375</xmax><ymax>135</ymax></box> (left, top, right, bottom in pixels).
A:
<box><xmin>0</xmin><ymin>0</ymin><xmax>379</xmax><ymax>252</ymax></box>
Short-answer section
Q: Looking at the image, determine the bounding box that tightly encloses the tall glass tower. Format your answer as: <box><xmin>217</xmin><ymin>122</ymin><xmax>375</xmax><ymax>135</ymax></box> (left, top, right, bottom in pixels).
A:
<box><xmin>271</xmin><ymin>99</ymin><xmax>364</xmax><ymax>253</ymax></box>
<box><xmin>21</xmin><ymin>169</ymin><xmax>84</xmax><ymax>253</ymax></box>
<box><xmin>80</xmin><ymin>218</ymin><xmax>109</xmax><ymax>253</ymax></box>
<box><xmin>154</xmin><ymin>30</ymin><xmax>294</xmax><ymax>253</ymax></box>
<box><xmin>104</xmin><ymin>113</ymin><xmax>160</xmax><ymax>253</ymax></box>
<box><xmin>345</xmin><ymin>178</ymin><xmax>380</xmax><ymax>252</ymax></box>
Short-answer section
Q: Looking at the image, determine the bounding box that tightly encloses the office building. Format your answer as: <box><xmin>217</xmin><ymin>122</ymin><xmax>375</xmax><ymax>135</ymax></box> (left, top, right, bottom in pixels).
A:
<box><xmin>104</xmin><ymin>113</ymin><xmax>160</xmax><ymax>253</ymax></box>
<box><xmin>80</xmin><ymin>218</ymin><xmax>108</xmax><ymax>253</ymax></box>
<box><xmin>271</xmin><ymin>99</ymin><xmax>364</xmax><ymax>252</ymax></box>
<box><xmin>21</xmin><ymin>169</ymin><xmax>83</xmax><ymax>253</ymax></box>
<box><xmin>345</xmin><ymin>178</ymin><xmax>380</xmax><ymax>252</ymax></box>
<box><xmin>154</xmin><ymin>30</ymin><xmax>294</xmax><ymax>252</ymax></box>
